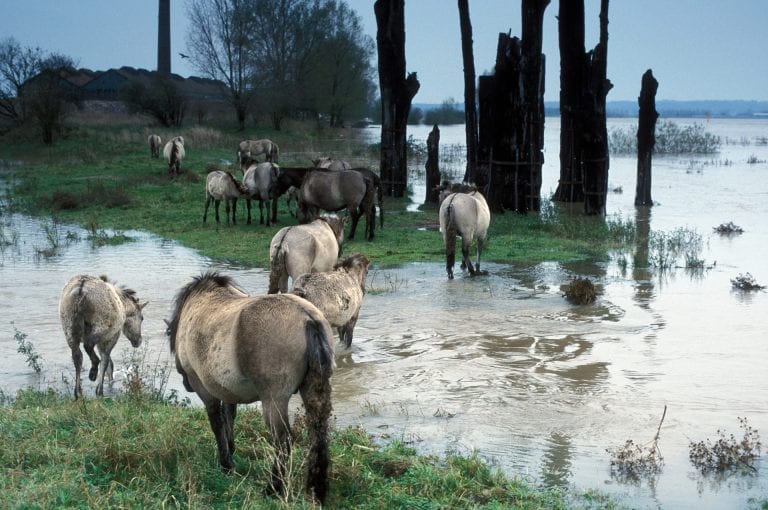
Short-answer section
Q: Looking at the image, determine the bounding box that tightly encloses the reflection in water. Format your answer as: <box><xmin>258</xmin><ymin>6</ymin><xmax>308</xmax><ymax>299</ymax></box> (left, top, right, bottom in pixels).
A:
<box><xmin>541</xmin><ymin>431</ymin><xmax>573</xmax><ymax>487</ymax></box>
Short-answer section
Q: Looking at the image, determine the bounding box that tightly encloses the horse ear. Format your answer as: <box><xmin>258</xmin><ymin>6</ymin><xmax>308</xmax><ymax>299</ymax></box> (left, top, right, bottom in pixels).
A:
<box><xmin>140</xmin><ymin>301</ymin><xmax>149</xmax><ymax>310</ymax></box>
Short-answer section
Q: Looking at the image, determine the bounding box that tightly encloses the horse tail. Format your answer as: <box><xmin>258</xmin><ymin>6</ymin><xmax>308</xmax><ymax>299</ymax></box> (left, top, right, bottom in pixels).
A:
<box><xmin>65</xmin><ymin>278</ymin><xmax>88</xmax><ymax>347</ymax></box>
<box><xmin>301</xmin><ymin>317</ymin><xmax>333</xmax><ymax>504</ymax></box>
<box><xmin>445</xmin><ymin>202</ymin><xmax>458</xmax><ymax>279</ymax></box>
<box><xmin>268</xmin><ymin>228</ymin><xmax>291</xmax><ymax>294</ymax></box>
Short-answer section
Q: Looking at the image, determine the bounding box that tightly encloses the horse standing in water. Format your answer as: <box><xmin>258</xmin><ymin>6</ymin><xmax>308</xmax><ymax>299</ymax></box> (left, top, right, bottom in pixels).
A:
<box><xmin>438</xmin><ymin>182</ymin><xmax>491</xmax><ymax>279</ymax></box>
<box><xmin>268</xmin><ymin>216</ymin><xmax>346</xmax><ymax>294</ymax></box>
<box><xmin>292</xmin><ymin>253</ymin><xmax>370</xmax><ymax>349</ymax></box>
<box><xmin>148</xmin><ymin>134</ymin><xmax>162</xmax><ymax>158</ymax></box>
<box><xmin>203</xmin><ymin>170</ymin><xmax>248</xmax><ymax>225</ymax></box>
<box><xmin>166</xmin><ymin>271</ymin><xmax>334</xmax><ymax>503</ymax></box>
<box><xmin>163</xmin><ymin>136</ymin><xmax>185</xmax><ymax>175</ymax></box>
<box><xmin>59</xmin><ymin>274</ymin><xmax>148</xmax><ymax>398</ymax></box>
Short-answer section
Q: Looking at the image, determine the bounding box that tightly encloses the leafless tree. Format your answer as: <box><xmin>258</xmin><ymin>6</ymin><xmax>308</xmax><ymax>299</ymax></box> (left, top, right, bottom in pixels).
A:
<box><xmin>0</xmin><ymin>37</ymin><xmax>44</xmax><ymax>124</ymax></box>
<box><xmin>23</xmin><ymin>53</ymin><xmax>82</xmax><ymax>144</ymax></box>
<box><xmin>185</xmin><ymin>0</ymin><xmax>257</xmax><ymax>130</ymax></box>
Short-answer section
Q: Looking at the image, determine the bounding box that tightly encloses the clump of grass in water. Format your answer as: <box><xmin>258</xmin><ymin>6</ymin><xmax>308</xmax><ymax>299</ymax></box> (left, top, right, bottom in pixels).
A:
<box><xmin>13</xmin><ymin>322</ymin><xmax>43</xmax><ymax>373</ymax></box>
<box><xmin>366</xmin><ymin>269</ymin><xmax>407</xmax><ymax>294</ymax></box>
<box><xmin>607</xmin><ymin>406</ymin><xmax>666</xmax><ymax>481</ymax></box>
<box><xmin>562</xmin><ymin>277</ymin><xmax>598</xmax><ymax>305</ymax></box>
<box><xmin>731</xmin><ymin>273</ymin><xmax>765</xmax><ymax>291</ymax></box>
<box><xmin>689</xmin><ymin>417</ymin><xmax>762</xmax><ymax>473</ymax></box>
<box><xmin>648</xmin><ymin>227</ymin><xmax>704</xmax><ymax>271</ymax></box>
<box><xmin>713</xmin><ymin>221</ymin><xmax>744</xmax><ymax>235</ymax></box>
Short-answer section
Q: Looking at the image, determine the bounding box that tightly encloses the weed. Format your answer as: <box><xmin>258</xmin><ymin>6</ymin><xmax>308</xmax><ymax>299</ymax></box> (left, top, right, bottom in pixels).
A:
<box><xmin>366</xmin><ymin>269</ymin><xmax>407</xmax><ymax>294</ymax></box>
<box><xmin>561</xmin><ymin>277</ymin><xmax>598</xmax><ymax>305</ymax></box>
<box><xmin>731</xmin><ymin>273</ymin><xmax>765</xmax><ymax>291</ymax></box>
<box><xmin>648</xmin><ymin>227</ymin><xmax>704</xmax><ymax>271</ymax></box>
<box><xmin>13</xmin><ymin>322</ymin><xmax>43</xmax><ymax>373</ymax></box>
<box><xmin>607</xmin><ymin>406</ymin><xmax>666</xmax><ymax>481</ymax></box>
<box><xmin>714</xmin><ymin>221</ymin><xmax>744</xmax><ymax>235</ymax></box>
<box><xmin>609</xmin><ymin>121</ymin><xmax>721</xmax><ymax>155</ymax></box>
<box><xmin>689</xmin><ymin>417</ymin><xmax>762</xmax><ymax>473</ymax></box>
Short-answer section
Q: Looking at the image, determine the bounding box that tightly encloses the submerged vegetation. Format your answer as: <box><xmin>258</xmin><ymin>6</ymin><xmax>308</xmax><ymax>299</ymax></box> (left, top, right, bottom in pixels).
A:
<box><xmin>609</xmin><ymin>120</ymin><xmax>721</xmax><ymax>155</ymax></box>
<box><xmin>689</xmin><ymin>418</ymin><xmax>762</xmax><ymax>473</ymax></box>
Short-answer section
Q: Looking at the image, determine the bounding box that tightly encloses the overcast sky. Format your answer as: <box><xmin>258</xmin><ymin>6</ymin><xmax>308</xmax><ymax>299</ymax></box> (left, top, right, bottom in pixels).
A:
<box><xmin>2</xmin><ymin>0</ymin><xmax>766</xmax><ymax>104</ymax></box>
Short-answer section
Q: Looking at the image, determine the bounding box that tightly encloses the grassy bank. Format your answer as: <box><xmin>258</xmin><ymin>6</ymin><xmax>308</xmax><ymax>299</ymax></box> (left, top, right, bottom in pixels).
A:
<box><xmin>0</xmin><ymin>119</ymin><xmax>632</xmax><ymax>269</ymax></box>
<box><xmin>0</xmin><ymin>387</ymin><xmax>603</xmax><ymax>509</ymax></box>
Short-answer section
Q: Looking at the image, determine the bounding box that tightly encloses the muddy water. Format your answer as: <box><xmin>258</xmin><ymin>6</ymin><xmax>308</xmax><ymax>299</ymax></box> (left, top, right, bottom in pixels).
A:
<box><xmin>2</xmin><ymin>118</ymin><xmax>768</xmax><ymax>508</ymax></box>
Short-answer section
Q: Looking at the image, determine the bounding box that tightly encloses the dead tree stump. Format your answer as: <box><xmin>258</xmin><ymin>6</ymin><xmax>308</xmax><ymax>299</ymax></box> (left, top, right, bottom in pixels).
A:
<box><xmin>425</xmin><ymin>124</ymin><xmax>441</xmax><ymax>204</ymax></box>
<box><xmin>635</xmin><ymin>69</ymin><xmax>658</xmax><ymax>206</ymax></box>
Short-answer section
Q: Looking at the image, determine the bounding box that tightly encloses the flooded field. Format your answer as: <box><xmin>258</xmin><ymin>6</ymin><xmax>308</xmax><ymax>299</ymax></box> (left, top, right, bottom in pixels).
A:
<box><xmin>2</xmin><ymin>118</ymin><xmax>767</xmax><ymax>508</ymax></box>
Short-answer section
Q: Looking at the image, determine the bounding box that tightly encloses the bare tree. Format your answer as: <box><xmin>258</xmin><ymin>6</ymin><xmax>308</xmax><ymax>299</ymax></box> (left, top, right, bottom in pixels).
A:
<box><xmin>185</xmin><ymin>0</ymin><xmax>256</xmax><ymax>130</ymax></box>
<box><xmin>0</xmin><ymin>37</ymin><xmax>43</xmax><ymax>124</ymax></box>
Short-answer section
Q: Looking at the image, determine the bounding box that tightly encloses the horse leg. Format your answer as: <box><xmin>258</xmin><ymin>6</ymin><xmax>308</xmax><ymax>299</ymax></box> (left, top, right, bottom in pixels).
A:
<box><xmin>475</xmin><ymin>237</ymin><xmax>485</xmax><ymax>274</ymax></box>
<box><xmin>95</xmin><ymin>336</ymin><xmax>118</xmax><ymax>396</ymax></box>
<box><xmin>203</xmin><ymin>196</ymin><xmax>212</xmax><ymax>223</ymax></box>
<box><xmin>348</xmin><ymin>208</ymin><xmax>360</xmax><ymax>240</ymax></box>
<box><xmin>231</xmin><ymin>198</ymin><xmax>237</xmax><ymax>225</ymax></box>
<box><xmin>214</xmin><ymin>199</ymin><xmax>221</xmax><ymax>224</ymax></box>
<box><xmin>271</xmin><ymin>195</ymin><xmax>278</xmax><ymax>223</ymax></box>
<box><xmin>224</xmin><ymin>200</ymin><xmax>231</xmax><ymax>226</ymax></box>
<box><xmin>339</xmin><ymin>314</ymin><xmax>359</xmax><ymax>349</ymax></box>
<box><xmin>203</xmin><ymin>398</ymin><xmax>235</xmax><ymax>471</ymax></box>
<box><xmin>259</xmin><ymin>199</ymin><xmax>265</xmax><ymax>225</ymax></box>
<box><xmin>83</xmin><ymin>341</ymin><xmax>100</xmax><ymax>381</ymax></box>
<box><xmin>246</xmin><ymin>199</ymin><xmax>252</xmax><ymax>225</ymax></box>
<box><xmin>71</xmin><ymin>345</ymin><xmax>84</xmax><ymax>399</ymax></box>
<box><xmin>224</xmin><ymin>403</ymin><xmax>237</xmax><ymax>456</ymax></box>
<box><xmin>262</xmin><ymin>397</ymin><xmax>292</xmax><ymax>497</ymax></box>
<box><xmin>462</xmin><ymin>237</ymin><xmax>475</xmax><ymax>275</ymax></box>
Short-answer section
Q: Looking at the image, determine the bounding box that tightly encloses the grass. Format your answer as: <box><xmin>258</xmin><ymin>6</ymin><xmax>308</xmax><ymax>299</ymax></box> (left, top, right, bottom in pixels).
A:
<box><xmin>0</xmin><ymin>119</ymin><xmax>636</xmax><ymax>269</ymax></box>
<box><xmin>0</xmin><ymin>387</ymin><xmax>570</xmax><ymax>509</ymax></box>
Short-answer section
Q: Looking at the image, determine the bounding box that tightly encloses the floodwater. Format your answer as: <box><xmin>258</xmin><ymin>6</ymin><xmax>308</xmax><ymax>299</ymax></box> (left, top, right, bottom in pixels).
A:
<box><xmin>2</xmin><ymin>118</ymin><xmax>768</xmax><ymax>509</ymax></box>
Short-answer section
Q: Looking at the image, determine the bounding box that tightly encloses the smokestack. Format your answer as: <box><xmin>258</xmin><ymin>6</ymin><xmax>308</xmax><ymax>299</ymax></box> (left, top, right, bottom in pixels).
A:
<box><xmin>157</xmin><ymin>0</ymin><xmax>171</xmax><ymax>75</ymax></box>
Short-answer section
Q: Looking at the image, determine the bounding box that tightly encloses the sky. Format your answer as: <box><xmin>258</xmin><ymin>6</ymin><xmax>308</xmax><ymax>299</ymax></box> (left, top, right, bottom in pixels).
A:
<box><xmin>1</xmin><ymin>0</ymin><xmax>766</xmax><ymax>104</ymax></box>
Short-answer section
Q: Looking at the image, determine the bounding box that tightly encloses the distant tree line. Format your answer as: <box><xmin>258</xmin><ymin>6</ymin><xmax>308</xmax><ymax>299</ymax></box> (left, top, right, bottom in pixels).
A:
<box><xmin>406</xmin><ymin>98</ymin><xmax>465</xmax><ymax>126</ymax></box>
<box><xmin>185</xmin><ymin>0</ymin><xmax>376</xmax><ymax>131</ymax></box>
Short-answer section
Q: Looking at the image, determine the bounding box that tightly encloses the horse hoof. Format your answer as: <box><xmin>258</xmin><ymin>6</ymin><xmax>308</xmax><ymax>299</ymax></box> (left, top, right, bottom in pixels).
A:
<box><xmin>89</xmin><ymin>367</ymin><xmax>98</xmax><ymax>381</ymax></box>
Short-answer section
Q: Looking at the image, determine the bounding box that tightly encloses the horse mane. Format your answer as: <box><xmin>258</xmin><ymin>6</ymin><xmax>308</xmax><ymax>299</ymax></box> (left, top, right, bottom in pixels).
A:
<box><xmin>167</xmin><ymin>271</ymin><xmax>241</xmax><ymax>353</ymax></box>
<box><xmin>97</xmin><ymin>274</ymin><xmax>138</xmax><ymax>303</ymax></box>
<box><xmin>334</xmin><ymin>253</ymin><xmax>370</xmax><ymax>292</ymax></box>
<box><xmin>437</xmin><ymin>180</ymin><xmax>478</xmax><ymax>194</ymax></box>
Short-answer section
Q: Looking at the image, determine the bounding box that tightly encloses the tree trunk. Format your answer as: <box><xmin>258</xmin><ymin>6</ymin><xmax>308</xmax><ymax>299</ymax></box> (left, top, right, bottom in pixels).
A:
<box><xmin>458</xmin><ymin>0</ymin><xmax>478</xmax><ymax>184</ymax></box>
<box><xmin>425</xmin><ymin>124</ymin><xmax>441</xmax><ymax>204</ymax></box>
<box><xmin>635</xmin><ymin>69</ymin><xmax>658</xmax><ymax>206</ymax></box>
<box><xmin>553</xmin><ymin>0</ymin><xmax>612</xmax><ymax>215</ymax></box>
<box><xmin>375</xmin><ymin>0</ymin><xmax>420</xmax><ymax>198</ymax></box>
<box><xmin>157</xmin><ymin>0</ymin><xmax>171</xmax><ymax>76</ymax></box>
<box><xmin>476</xmin><ymin>0</ymin><xmax>548</xmax><ymax>213</ymax></box>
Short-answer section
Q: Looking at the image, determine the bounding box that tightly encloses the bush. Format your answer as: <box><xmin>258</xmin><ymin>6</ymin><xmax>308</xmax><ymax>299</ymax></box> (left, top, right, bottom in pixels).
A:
<box><xmin>608</xmin><ymin>120</ymin><xmax>721</xmax><ymax>155</ymax></box>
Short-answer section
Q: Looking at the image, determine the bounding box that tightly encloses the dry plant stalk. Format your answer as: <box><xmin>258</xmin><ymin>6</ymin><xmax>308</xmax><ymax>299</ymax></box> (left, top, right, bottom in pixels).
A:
<box><xmin>607</xmin><ymin>405</ymin><xmax>666</xmax><ymax>480</ymax></box>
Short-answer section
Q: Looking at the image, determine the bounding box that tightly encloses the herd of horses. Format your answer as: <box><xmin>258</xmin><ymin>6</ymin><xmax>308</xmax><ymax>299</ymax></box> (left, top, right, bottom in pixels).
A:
<box><xmin>56</xmin><ymin>134</ymin><xmax>493</xmax><ymax>503</ymax></box>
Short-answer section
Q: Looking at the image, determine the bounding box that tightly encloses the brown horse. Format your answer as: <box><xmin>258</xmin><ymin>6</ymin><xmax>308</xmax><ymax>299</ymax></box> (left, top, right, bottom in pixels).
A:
<box><xmin>438</xmin><ymin>181</ymin><xmax>491</xmax><ymax>279</ymax></box>
<box><xmin>203</xmin><ymin>170</ymin><xmax>248</xmax><ymax>225</ymax></box>
<box><xmin>238</xmin><ymin>139</ymin><xmax>279</xmax><ymax>165</ymax></box>
<box><xmin>59</xmin><ymin>274</ymin><xmax>148</xmax><ymax>398</ymax></box>
<box><xmin>309</xmin><ymin>161</ymin><xmax>384</xmax><ymax>229</ymax></box>
<box><xmin>166</xmin><ymin>272</ymin><xmax>334</xmax><ymax>503</ymax></box>
<box><xmin>268</xmin><ymin>216</ymin><xmax>346</xmax><ymax>294</ymax></box>
<box><xmin>297</xmin><ymin>169</ymin><xmax>375</xmax><ymax>241</ymax></box>
<box><xmin>292</xmin><ymin>253</ymin><xmax>370</xmax><ymax>349</ymax></box>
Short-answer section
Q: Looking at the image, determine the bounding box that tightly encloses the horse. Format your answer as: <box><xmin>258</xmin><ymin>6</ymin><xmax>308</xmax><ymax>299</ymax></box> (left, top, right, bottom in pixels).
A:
<box><xmin>166</xmin><ymin>271</ymin><xmax>334</xmax><ymax>503</ymax></box>
<box><xmin>203</xmin><ymin>170</ymin><xmax>248</xmax><ymax>225</ymax></box>
<box><xmin>163</xmin><ymin>137</ymin><xmax>185</xmax><ymax>176</ymax></box>
<box><xmin>243</xmin><ymin>161</ymin><xmax>279</xmax><ymax>226</ymax></box>
<box><xmin>285</xmin><ymin>185</ymin><xmax>300</xmax><ymax>217</ymax></box>
<box><xmin>292</xmin><ymin>253</ymin><xmax>370</xmax><ymax>349</ymax></box>
<box><xmin>148</xmin><ymin>134</ymin><xmax>162</xmax><ymax>158</ymax></box>
<box><xmin>312</xmin><ymin>158</ymin><xmax>384</xmax><ymax>229</ymax></box>
<box><xmin>268</xmin><ymin>216</ymin><xmax>346</xmax><ymax>294</ymax></box>
<box><xmin>58</xmin><ymin>274</ymin><xmax>148</xmax><ymax>399</ymax></box>
<box><xmin>238</xmin><ymin>139</ymin><xmax>279</xmax><ymax>165</ymax></box>
<box><xmin>297</xmin><ymin>169</ymin><xmax>375</xmax><ymax>241</ymax></box>
<box><xmin>438</xmin><ymin>181</ymin><xmax>491</xmax><ymax>279</ymax></box>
